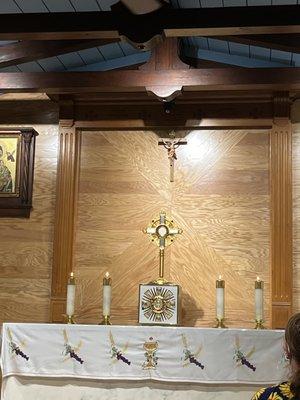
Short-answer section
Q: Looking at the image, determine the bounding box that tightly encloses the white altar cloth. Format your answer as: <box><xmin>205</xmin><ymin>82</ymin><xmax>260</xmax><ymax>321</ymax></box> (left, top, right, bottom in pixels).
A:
<box><xmin>2</xmin><ymin>376</ymin><xmax>264</xmax><ymax>400</ymax></box>
<box><xmin>1</xmin><ymin>323</ymin><xmax>287</xmax><ymax>400</ymax></box>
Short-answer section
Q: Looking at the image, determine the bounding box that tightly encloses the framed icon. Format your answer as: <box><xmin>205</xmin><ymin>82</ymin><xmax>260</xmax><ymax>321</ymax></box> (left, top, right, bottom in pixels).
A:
<box><xmin>0</xmin><ymin>128</ymin><xmax>38</xmax><ymax>217</ymax></box>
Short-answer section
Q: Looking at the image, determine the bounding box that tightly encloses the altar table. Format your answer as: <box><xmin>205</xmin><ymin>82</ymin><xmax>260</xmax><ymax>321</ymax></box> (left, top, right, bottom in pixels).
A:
<box><xmin>1</xmin><ymin>323</ymin><xmax>287</xmax><ymax>400</ymax></box>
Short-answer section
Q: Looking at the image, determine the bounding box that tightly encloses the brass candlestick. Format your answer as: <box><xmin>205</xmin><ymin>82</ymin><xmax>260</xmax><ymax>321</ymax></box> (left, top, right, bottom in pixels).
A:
<box><xmin>66</xmin><ymin>315</ymin><xmax>75</xmax><ymax>324</ymax></box>
<box><xmin>254</xmin><ymin>319</ymin><xmax>265</xmax><ymax>329</ymax></box>
<box><xmin>62</xmin><ymin>314</ymin><xmax>76</xmax><ymax>324</ymax></box>
<box><xmin>99</xmin><ymin>315</ymin><xmax>111</xmax><ymax>325</ymax></box>
<box><xmin>215</xmin><ymin>318</ymin><xmax>227</xmax><ymax>328</ymax></box>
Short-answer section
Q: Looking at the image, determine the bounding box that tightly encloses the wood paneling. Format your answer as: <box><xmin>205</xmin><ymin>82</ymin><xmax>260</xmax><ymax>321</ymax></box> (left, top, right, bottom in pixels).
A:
<box><xmin>293</xmin><ymin>123</ymin><xmax>300</xmax><ymax>316</ymax></box>
<box><xmin>270</xmin><ymin>120</ymin><xmax>293</xmax><ymax>328</ymax></box>
<box><xmin>50</xmin><ymin>121</ymin><xmax>81</xmax><ymax>322</ymax></box>
<box><xmin>0</xmin><ymin>124</ymin><xmax>58</xmax><ymax>323</ymax></box>
<box><xmin>74</xmin><ymin>129</ymin><xmax>270</xmax><ymax>327</ymax></box>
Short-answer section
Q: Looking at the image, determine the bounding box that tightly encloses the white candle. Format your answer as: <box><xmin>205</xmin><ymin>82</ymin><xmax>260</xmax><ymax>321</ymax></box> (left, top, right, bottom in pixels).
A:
<box><xmin>255</xmin><ymin>276</ymin><xmax>263</xmax><ymax>321</ymax></box>
<box><xmin>216</xmin><ymin>275</ymin><xmax>225</xmax><ymax>320</ymax></box>
<box><xmin>66</xmin><ymin>272</ymin><xmax>76</xmax><ymax>316</ymax></box>
<box><xmin>103</xmin><ymin>272</ymin><xmax>112</xmax><ymax>316</ymax></box>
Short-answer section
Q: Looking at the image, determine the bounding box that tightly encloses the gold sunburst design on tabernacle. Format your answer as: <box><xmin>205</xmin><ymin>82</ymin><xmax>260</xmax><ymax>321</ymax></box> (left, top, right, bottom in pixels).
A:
<box><xmin>142</xmin><ymin>286</ymin><xmax>176</xmax><ymax>322</ymax></box>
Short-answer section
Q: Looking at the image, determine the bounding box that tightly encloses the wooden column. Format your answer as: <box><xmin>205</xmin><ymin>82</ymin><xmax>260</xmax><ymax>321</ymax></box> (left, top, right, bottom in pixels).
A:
<box><xmin>271</xmin><ymin>93</ymin><xmax>293</xmax><ymax>328</ymax></box>
<box><xmin>50</xmin><ymin>117</ymin><xmax>81</xmax><ymax>322</ymax></box>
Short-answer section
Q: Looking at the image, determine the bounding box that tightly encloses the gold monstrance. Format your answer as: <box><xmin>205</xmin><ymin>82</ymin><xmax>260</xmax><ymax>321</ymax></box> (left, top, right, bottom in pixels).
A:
<box><xmin>143</xmin><ymin>211</ymin><xmax>182</xmax><ymax>284</ymax></box>
<box><xmin>139</xmin><ymin>211</ymin><xmax>182</xmax><ymax>325</ymax></box>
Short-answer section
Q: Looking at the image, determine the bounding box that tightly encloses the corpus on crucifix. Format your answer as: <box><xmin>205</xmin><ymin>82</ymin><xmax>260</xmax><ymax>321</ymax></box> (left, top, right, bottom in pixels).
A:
<box><xmin>138</xmin><ymin>211</ymin><xmax>182</xmax><ymax>326</ymax></box>
<box><xmin>158</xmin><ymin>132</ymin><xmax>187</xmax><ymax>182</ymax></box>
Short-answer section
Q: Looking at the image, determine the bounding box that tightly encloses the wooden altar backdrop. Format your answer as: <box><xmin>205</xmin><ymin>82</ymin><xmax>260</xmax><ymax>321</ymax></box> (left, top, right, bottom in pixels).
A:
<box><xmin>74</xmin><ymin>129</ymin><xmax>270</xmax><ymax>327</ymax></box>
<box><xmin>50</xmin><ymin>96</ymin><xmax>292</xmax><ymax>329</ymax></box>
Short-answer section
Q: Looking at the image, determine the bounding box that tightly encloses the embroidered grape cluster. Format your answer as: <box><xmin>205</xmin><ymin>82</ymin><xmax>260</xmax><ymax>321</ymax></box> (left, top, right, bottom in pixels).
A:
<box><xmin>240</xmin><ymin>356</ymin><xmax>256</xmax><ymax>371</ymax></box>
<box><xmin>64</xmin><ymin>344</ymin><xmax>84</xmax><ymax>364</ymax></box>
<box><xmin>116</xmin><ymin>352</ymin><xmax>131</xmax><ymax>365</ymax></box>
<box><xmin>184</xmin><ymin>349</ymin><xmax>204</xmax><ymax>369</ymax></box>
<box><xmin>234</xmin><ymin>350</ymin><xmax>256</xmax><ymax>371</ymax></box>
<box><xmin>189</xmin><ymin>355</ymin><xmax>204</xmax><ymax>369</ymax></box>
<box><xmin>10</xmin><ymin>342</ymin><xmax>29</xmax><ymax>361</ymax></box>
<box><xmin>111</xmin><ymin>345</ymin><xmax>131</xmax><ymax>365</ymax></box>
<box><xmin>69</xmin><ymin>349</ymin><xmax>84</xmax><ymax>364</ymax></box>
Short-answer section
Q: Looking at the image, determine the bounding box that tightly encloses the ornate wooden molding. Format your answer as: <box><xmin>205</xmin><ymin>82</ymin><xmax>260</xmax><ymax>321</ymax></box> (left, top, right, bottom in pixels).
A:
<box><xmin>50</xmin><ymin>119</ymin><xmax>81</xmax><ymax>322</ymax></box>
<box><xmin>271</xmin><ymin>93</ymin><xmax>293</xmax><ymax>328</ymax></box>
<box><xmin>58</xmin><ymin>92</ymin><xmax>275</xmax><ymax>127</ymax></box>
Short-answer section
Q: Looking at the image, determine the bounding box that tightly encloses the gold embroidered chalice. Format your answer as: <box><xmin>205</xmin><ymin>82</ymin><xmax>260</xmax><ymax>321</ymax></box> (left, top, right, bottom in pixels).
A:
<box><xmin>143</xmin><ymin>339</ymin><xmax>158</xmax><ymax>369</ymax></box>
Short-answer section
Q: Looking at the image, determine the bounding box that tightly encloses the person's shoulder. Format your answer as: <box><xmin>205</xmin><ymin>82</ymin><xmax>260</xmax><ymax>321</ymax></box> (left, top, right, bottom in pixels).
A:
<box><xmin>252</xmin><ymin>387</ymin><xmax>267</xmax><ymax>400</ymax></box>
<box><xmin>252</xmin><ymin>382</ymin><xmax>293</xmax><ymax>400</ymax></box>
<box><xmin>278</xmin><ymin>382</ymin><xmax>294</xmax><ymax>399</ymax></box>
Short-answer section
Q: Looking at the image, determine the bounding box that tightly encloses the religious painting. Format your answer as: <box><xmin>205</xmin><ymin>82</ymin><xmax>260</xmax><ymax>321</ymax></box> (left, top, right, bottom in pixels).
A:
<box><xmin>0</xmin><ymin>134</ymin><xmax>21</xmax><ymax>196</ymax></box>
<box><xmin>0</xmin><ymin>128</ymin><xmax>38</xmax><ymax>218</ymax></box>
<box><xmin>138</xmin><ymin>283</ymin><xmax>180</xmax><ymax>326</ymax></box>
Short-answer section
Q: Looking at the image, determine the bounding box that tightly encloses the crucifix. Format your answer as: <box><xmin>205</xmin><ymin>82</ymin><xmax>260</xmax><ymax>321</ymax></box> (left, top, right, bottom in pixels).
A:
<box><xmin>143</xmin><ymin>211</ymin><xmax>182</xmax><ymax>285</ymax></box>
<box><xmin>158</xmin><ymin>132</ymin><xmax>187</xmax><ymax>182</ymax></box>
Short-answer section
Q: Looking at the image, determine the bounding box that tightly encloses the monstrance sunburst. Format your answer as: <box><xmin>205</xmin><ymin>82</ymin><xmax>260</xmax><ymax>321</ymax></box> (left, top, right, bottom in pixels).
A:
<box><xmin>143</xmin><ymin>210</ymin><xmax>182</xmax><ymax>285</ymax></box>
<box><xmin>139</xmin><ymin>211</ymin><xmax>182</xmax><ymax>325</ymax></box>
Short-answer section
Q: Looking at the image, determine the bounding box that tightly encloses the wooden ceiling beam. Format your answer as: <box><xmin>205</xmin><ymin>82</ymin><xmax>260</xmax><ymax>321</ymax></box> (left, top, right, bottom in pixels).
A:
<box><xmin>0</xmin><ymin>68</ymin><xmax>299</xmax><ymax>94</ymax></box>
<box><xmin>139</xmin><ymin>38</ymin><xmax>189</xmax><ymax>100</ymax></box>
<box><xmin>61</xmin><ymin>91</ymin><xmax>275</xmax><ymax>104</ymax></box>
<box><xmin>0</xmin><ymin>39</ymin><xmax>118</xmax><ymax>69</ymax></box>
<box><xmin>215</xmin><ymin>34</ymin><xmax>300</xmax><ymax>54</ymax></box>
<box><xmin>0</xmin><ymin>5</ymin><xmax>298</xmax><ymax>43</ymax></box>
<box><xmin>180</xmin><ymin>53</ymin><xmax>241</xmax><ymax>69</ymax></box>
<box><xmin>0</xmin><ymin>100</ymin><xmax>58</xmax><ymax>123</ymax></box>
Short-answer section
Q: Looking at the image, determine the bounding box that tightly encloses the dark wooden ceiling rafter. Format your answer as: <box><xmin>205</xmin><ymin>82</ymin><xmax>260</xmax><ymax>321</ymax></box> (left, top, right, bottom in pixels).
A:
<box><xmin>139</xmin><ymin>37</ymin><xmax>189</xmax><ymax>100</ymax></box>
<box><xmin>179</xmin><ymin>56</ymin><xmax>238</xmax><ymax>69</ymax></box>
<box><xmin>214</xmin><ymin>34</ymin><xmax>300</xmax><ymax>54</ymax></box>
<box><xmin>0</xmin><ymin>39</ymin><xmax>119</xmax><ymax>68</ymax></box>
<box><xmin>178</xmin><ymin>39</ymin><xmax>241</xmax><ymax>69</ymax></box>
<box><xmin>0</xmin><ymin>3</ymin><xmax>298</xmax><ymax>95</ymax></box>
<box><xmin>0</xmin><ymin>4</ymin><xmax>299</xmax><ymax>42</ymax></box>
<box><xmin>1</xmin><ymin>68</ymin><xmax>300</xmax><ymax>93</ymax></box>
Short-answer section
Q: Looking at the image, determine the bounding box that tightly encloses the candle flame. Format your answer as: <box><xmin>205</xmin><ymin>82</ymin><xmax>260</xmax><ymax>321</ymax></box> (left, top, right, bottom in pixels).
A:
<box><xmin>256</xmin><ymin>276</ymin><xmax>260</xmax><ymax>281</ymax></box>
<box><xmin>70</xmin><ymin>272</ymin><xmax>74</xmax><ymax>278</ymax></box>
<box><xmin>218</xmin><ymin>275</ymin><xmax>222</xmax><ymax>280</ymax></box>
<box><xmin>105</xmin><ymin>271</ymin><xmax>110</xmax><ymax>278</ymax></box>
